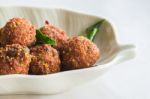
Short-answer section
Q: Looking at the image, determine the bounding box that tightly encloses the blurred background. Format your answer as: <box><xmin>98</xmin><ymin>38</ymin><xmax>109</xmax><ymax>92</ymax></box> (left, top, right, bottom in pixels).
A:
<box><xmin>0</xmin><ymin>0</ymin><xmax>149</xmax><ymax>99</ymax></box>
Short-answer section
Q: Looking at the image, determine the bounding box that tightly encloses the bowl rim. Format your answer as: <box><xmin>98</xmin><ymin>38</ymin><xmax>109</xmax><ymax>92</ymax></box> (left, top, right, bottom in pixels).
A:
<box><xmin>0</xmin><ymin>5</ymin><xmax>105</xmax><ymax>19</ymax></box>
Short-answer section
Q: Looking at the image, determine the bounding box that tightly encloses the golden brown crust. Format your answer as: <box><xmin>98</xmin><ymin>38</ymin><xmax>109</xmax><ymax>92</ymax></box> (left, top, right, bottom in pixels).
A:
<box><xmin>30</xmin><ymin>44</ymin><xmax>61</xmax><ymax>75</ymax></box>
<box><xmin>0</xmin><ymin>44</ymin><xmax>31</xmax><ymax>74</ymax></box>
<box><xmin>0</xmin><ymin>17</ymin><xmax>36</xmax><ymax>46</ymax></box>
<box><xmin>40</xmin><ymin>22</ymin><xmax>68</xmax><ymax>49</ymax></box>
<box><xmin>60</xmin><ymin>36</ymin><xmax>100</xmax><ymax>70</ymax></box>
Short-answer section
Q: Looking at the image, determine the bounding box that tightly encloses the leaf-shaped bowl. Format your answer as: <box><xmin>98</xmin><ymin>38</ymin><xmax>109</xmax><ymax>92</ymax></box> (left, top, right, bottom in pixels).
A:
<box><xmin>0</xmin><ymin>6</ymin><xmax>135</xmax><ymax>94</ymax></box>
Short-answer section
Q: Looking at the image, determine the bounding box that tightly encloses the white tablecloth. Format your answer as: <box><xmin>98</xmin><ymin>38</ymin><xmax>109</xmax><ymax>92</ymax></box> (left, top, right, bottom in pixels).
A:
<box><xmin>0</xmin><ymin>0</ymin><xmax>149</xmax><ymax>99</ymax></box>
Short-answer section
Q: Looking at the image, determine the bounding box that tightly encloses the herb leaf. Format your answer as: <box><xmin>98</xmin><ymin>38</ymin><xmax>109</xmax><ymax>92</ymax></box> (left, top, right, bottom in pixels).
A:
<box><xmin>82</xmin><ymin>19</ymin><xmax>105</xmax><ymax>41</ymax></box>
<box><xmin>36</xmin><ymin>29</ymin><xmax>56</xmax><ymax>46</ymax></box>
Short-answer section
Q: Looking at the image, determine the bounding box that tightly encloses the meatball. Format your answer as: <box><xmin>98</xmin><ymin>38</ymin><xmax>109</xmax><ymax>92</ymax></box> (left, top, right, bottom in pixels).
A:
<box><xmin>60</xmin><ymin>36</ymin><xmax>100</xmax><ymax>70</ymax></box>
<box><xmin>40</xmin><ymin>21</ymin><xmax>68</xmax><ymax>49</ymax></box>
<box><xmin>0</xmin><ymin>44</ymin><xmax>31</xmax><ymax>74</ymax></box>
<box><xmin>0</xmin><ymin>17</ymin><xmax>36</xmax><ymax>46</ymax></box>
<box><xmin>29</xmin><ymin>44</ymin><xmax>61</xmax><ymax>75</ymax></box>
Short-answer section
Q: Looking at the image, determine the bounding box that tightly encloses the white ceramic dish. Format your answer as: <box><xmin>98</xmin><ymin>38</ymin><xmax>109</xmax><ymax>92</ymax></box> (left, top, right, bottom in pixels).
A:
<box><xmin>0</xmin><ymin>6</ymin><xmax>135</xmax><ymax>94</ymax></box>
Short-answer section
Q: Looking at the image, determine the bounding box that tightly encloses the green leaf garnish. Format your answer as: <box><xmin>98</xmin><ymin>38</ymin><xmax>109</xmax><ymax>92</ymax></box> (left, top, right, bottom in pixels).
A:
<box><xmin>36</xmin><ymin>29</ymin><xmax>56</xmax><ymax>46</ymax></box>
<box><xmin>81</xmin><ymin>19</ymin><xmax>105</xmax><ymax>41</ymax></box>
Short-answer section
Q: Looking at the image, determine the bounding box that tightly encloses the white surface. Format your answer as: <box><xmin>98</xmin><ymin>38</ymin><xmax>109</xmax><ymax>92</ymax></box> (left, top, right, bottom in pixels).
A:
<box><xmin>0</xmin><ymin>0</ymin><xmax>149</xmax><ymax>99</ymax></box>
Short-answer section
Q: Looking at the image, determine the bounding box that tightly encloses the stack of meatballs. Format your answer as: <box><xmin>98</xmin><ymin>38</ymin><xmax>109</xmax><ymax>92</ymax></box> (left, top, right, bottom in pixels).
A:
<box><xmin>0</xmin><ymin>17</ymin><xmax>100</xmax><ymax>75</ymax></box>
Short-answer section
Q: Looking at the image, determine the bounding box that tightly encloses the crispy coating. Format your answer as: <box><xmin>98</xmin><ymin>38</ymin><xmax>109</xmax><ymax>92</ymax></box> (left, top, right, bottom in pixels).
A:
<box><xmin>60</xmin><ymin>36</ymin><xmax>100</xmax><ymax>70</ymax></box>
<box><xmin>0</xmin><ymin>44</ymin><xmax>31</xmax><ymax>74</ymax></box>
<box><xmin>40</xmin><ymin>21</ymin><xmax>68</xmax><ymax>49</ymax></box>
<box><xmin>0</xmin><ymin>17</ymin><xmax>36</xmax><ymax>46</ymax></box>
<box><xmin>30</xmin><ymin>44</ymin><xmax>61</xmax><ymax>75</ymax></box>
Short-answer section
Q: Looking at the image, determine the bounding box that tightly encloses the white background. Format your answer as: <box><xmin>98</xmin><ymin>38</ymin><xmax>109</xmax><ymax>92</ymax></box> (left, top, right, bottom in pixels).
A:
<box><xmin>0</xmin><ymin>0</ymin><xmax>149</xmax><ymax>99</ymax></box>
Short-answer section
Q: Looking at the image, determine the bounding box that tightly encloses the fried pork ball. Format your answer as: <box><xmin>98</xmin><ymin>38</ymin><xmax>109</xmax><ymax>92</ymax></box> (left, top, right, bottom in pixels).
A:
<box><xmin>29</xmin><ymin>44</ymin><xmax>61</xmax><ymax>75</ymax></box>
<box><xmin>60</xmin><ymin>36</ymin><xmax>100</xmax><ymax>70</ymax></box>
<box><xmin>0</xmin><ymin>17</ymin><xmax>36</xmax><ymax>46</ymax></box>
<box><xmin>0</xmin><ymin>44</ymin><xmax>31</xmax><ymax>74</ymax></box>
<box><xmin>40</xmin><ymin>21</ymin><xmax>68</xmax><ymax>49</ymax></box>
